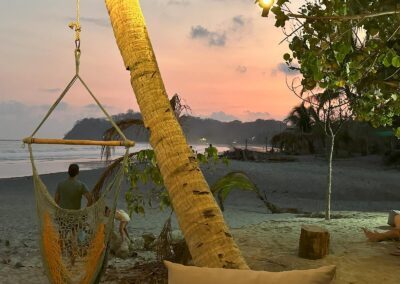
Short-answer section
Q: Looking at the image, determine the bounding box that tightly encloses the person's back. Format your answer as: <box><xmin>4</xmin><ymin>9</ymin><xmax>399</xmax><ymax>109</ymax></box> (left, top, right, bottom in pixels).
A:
<box><xmin>55</xmin><ymin>164</ymin><xmax>91</xmax><ymax>210</ymax></box>
<box><xmin>57</xmin><ymin>178</ymin><xmax>88</xmax><ymax>210</ymax></box>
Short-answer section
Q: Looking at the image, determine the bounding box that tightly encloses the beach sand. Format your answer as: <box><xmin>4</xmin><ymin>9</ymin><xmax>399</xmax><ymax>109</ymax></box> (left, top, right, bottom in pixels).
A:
<box><xmin>0</xmin><ymin>155</ymin><xmax>399</xmax><ymax>283</ymax></box>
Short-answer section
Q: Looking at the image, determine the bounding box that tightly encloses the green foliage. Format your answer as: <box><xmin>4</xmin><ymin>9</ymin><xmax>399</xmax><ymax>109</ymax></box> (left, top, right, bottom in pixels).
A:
<box><xmin>205</xmin><ymin>144</ymin><xmax>219</xmax><ymax>163</ymax></box>
<box><xmin>210</xmin><ymin>171</ymin><xmax>260</xmax><ymax>211</ymax></box>
<box><xmin>396</xmin><ymin>127</ymin><xmax>400</xmax><ymax>137</ymax></box>
<box><xmin>124</xmin><ymin>145</ymin><xmax>230</xmax><ymax>217</ymax></box>
<box><xmin>271</xmin><ymin>5</ymin><xmax>289</xmax><ymax>27</ymax></box>
<box><xmin>269</xmin><ymin>0</ymin><xmax>400</xmax><ymax>136</ymax></box>
<box><xmin>123</xmin><ymin>146</ymin><xmax>264</xmax><ymax>216</ymax></box>
<box><xmin>124</xmin><ymin>150</ymin><xmax>169</xmax><ymax>216</ymax></box>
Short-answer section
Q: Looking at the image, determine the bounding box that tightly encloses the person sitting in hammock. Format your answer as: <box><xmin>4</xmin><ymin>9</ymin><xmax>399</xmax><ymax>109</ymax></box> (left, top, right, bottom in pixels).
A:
<box><xmin>54</xmin><ymin>163</ymin><xmax>92</xmax><ymax>265</ymax></box>
<box><xmin>55</xmin><ymin>163</ymin><xmax>92</xmax><ymax>209</ymax></box>
<box><xmin>362</xmin><ymin>214</ymin><xmax>400</xmax><ymax>256</ymax></box>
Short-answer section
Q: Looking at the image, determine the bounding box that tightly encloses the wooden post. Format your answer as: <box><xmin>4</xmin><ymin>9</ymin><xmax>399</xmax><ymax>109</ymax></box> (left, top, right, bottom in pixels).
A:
<box><xmin>298</xmin><ymin>225</ymin><xmax>330</xmax><ymax>260</ymax></box>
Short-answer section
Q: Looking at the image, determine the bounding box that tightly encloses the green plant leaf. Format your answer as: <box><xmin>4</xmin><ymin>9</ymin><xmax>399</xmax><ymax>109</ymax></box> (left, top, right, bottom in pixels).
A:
<box><xmin>211</xmin><ymin>171</ymin><xmax>259</xmax><ymax>210</ymax></box>
<box><xmin>395</xmin><ymin>127</ymin><xmax>400</xmax><ymax>138</ymax></box>
<box><xmin>392</xmin><ymin>56</ymin><xmax>400</xmax><ymax>68</ymax></box>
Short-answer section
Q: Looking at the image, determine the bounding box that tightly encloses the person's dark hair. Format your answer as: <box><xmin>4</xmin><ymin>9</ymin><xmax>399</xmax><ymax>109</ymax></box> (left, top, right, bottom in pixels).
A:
<box><xmin>68</xmin><ymin>164</ymin><xmax>79</xmax><ymax>177</ymax></box>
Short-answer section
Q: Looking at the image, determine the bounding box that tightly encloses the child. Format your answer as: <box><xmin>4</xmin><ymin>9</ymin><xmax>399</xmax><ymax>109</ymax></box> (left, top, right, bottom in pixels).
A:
<box><xmin>105</xmin><ymin>207</ymin><xmax>131</xmax><ymax>242</ymax></box>
<box><xmin>115</xmin><ymin>209</ymin><xmax>131</xmax><ymax>242</ymax></box>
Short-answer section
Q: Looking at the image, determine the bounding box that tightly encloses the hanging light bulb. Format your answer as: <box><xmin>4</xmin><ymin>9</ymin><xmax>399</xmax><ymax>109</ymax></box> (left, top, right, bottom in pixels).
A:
<box><xmin>256</xmin><ymin>0</ymin><xmax>275</xmax><ymax>17</ymax></box>
<box><xmin>258</xmin><ymin>0</ymin><xmax>274</xmax><ymax>9</ymax></box>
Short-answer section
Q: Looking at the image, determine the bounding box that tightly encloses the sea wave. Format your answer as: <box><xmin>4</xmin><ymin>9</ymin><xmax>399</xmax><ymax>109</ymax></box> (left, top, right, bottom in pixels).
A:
<box><xmin>0</xmin><ymin>140</ymin><xmax>230</xmax><ymax>179</ymax></box>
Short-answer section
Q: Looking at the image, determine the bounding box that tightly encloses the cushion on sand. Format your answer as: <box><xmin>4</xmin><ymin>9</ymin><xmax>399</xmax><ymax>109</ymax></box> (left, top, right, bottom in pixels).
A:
<box><xmin>164</xmin><ymin>261</ymin><xmax>336</xmax><ymax>284</ymax></box>
<box><xmin>387</xmin><ymin>210</ymin><xmax>400</xmax><ymax>227</ymax></box>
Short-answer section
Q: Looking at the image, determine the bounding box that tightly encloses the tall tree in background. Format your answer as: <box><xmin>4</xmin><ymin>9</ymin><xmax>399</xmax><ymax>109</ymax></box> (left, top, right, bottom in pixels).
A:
<box><xmin>105</xmin><ymin>0</ymin><xmax>248</xmax><ymax>269</ymax></box>
<box><xmin>285</xmin><ymin>90</ymin><xmax>351</xmax><ymax>220</ymax></box>
<box><xmin>312</xmin><ymin>91</ymin><xmax>352</xmax><ymax>220</ymax></box>
<box><xmin>264</xmin><ymin>0</ymin><xmax>400</xmax><ymax>137</ymax></box>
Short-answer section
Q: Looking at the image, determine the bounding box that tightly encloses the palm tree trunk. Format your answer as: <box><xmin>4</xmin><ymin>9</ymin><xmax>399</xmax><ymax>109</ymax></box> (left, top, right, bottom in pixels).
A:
<box><xmin>105</xmin><ymin>0</ymin><xmax>248</xmax><ymax>269</ymax></box>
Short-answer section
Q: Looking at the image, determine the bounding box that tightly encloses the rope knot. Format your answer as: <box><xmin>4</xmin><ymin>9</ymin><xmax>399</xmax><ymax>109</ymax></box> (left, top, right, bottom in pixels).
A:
<box><xmin>68</xmin><ymin>21</ymin><xmax>81</xmax><ymax>32</ymax></box>
<box><xmin>68</xmin><ymin>21</ymin><xmax>81</xmax><ymax>41</ymax></box>
<box><xmin>23</xmin><ymin>137</ymin><xmax>34</xmax><ymax>144</ymax></box>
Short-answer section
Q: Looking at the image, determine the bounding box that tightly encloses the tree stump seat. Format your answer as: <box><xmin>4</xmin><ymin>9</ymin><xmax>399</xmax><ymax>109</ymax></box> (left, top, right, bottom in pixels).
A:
<box><xmin>298</xmin><ymin>225</ymin><xmax>330</xmax><ymax>260</ymax></box>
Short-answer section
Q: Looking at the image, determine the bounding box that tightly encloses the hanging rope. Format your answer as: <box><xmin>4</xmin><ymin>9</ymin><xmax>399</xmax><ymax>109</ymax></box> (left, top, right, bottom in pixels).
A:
<box><xmin>24</xmin><ymin>2</ymin><xmax>134</xmax><ymax>282</ymax></box>
<box><xmin>25</xmin><ymin>0</ymin><xmax>131</xmax><ymax>146</ymax></box>
<box><xmin>68</xmin><ymin>0</ymin><xmax>81</xmax><ymax>44</ymax></box>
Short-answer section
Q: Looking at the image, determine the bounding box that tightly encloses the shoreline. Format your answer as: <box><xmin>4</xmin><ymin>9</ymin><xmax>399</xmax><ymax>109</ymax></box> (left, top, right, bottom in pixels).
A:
<box><xmin>0</xmin><ymin>141</ymin><xmax>231</xmax><ymax>179</ymax></box>
<box><xmin>0</xmin><ymin>160</ymin><xmax>108</xmax><ymax>180</ymax></box>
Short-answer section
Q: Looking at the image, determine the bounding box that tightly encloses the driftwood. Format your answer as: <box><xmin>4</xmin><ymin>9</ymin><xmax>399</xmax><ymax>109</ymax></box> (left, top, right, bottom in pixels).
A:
<box><xmin>298</xmin><ymin>225</ymin><xmax>330</xmax><ymax>259</ymax></box>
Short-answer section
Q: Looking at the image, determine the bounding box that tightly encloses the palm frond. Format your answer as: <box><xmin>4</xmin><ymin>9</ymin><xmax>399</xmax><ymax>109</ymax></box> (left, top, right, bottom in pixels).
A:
<box><xmin>210</xmin><ymin>171</ymin><xmax>280</xmax><ymax>213</ymax></box>
<box><xmin>92</xmin><ymin>152</ymin><xmax>136</xmax><ymax>200</ymax></box>
<box><xmin>101</xmin><ymin>95</ymin><xmax>190</xmax><ymax>161</ymax></box>
<box><xmin>102</xmin><ymin>119</ymin><xmax>144</xmax><ymax>160</ymax></box>
<box><xmin>170</xmin><ymin>94</ymin><xmax>191</xmax><ymax>119</ymax></box>
<box><xmin>285</xmin><ymin>102</ymin><xmax>317</xmax><ymax>133</ymax></box>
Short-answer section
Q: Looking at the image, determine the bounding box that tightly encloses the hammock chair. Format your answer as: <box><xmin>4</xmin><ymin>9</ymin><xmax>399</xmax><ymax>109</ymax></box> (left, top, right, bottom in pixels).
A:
<box><xmin>23</xmin><ymin>1</ymin><xmax>134</xmax><ymax>283</ymax></box>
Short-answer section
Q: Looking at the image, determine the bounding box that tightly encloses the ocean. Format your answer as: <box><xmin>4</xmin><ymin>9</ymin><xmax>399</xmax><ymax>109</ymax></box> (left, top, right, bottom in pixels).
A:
<box><xmin>0</xmin><ymin>140</ymin><xmax>230</xmax><ymax>179</ymax></box>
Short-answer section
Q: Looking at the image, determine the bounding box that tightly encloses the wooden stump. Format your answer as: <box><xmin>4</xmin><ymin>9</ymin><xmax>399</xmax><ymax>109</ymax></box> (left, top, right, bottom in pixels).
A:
<box><xmin>298</xmin><ymin>225</ymin><xmax>330</xmax><ymax>260</ymax></box>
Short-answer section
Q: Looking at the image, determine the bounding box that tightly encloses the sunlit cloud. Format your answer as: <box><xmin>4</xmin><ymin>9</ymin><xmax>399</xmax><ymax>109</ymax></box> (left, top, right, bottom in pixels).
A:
<box><xmin>190</xmin><ymin>25</ymin><xmax>226</xmax><ymax>46</ymax></box>
<box><xmin>271</xmin><ymin>63</ymin><xmax>299</xmax><ymax>76</ymax></box>
<box><xmin>190</xmin><ymin>15</ymin><xmax>251</xmax><ymax>47</ymax></box>
<box><xmin>232</xmin><ymin>15</ymin><xmax>245</xmax><ymax>27</ymax></box>
<box><xmin>202</xmin><ymin>110</ymin><xmax>271</xmax><ymax>122</ymax></box>
<box><xmin>40</xmin><ymin>88</ymin><xmax>62</xmax><ymax>94</ymax></box>
<box><xmin>208</xmin><ymin>111</ymin><xmax>239</xmax><ymax>122</ymax></box>
<box><xmin>236</xmin><ymin>65</ymin><xmax>247</xmax><ymax>74</ymax></box>
<box><xmin>242</xmin><ymin>110</ymin><xmax>271</xmax><ymax>121</ymax></box>
<box><xmin>168</xmin><ymin>0</ymin><xmax>190</xmax><ymax>6</ymax></box>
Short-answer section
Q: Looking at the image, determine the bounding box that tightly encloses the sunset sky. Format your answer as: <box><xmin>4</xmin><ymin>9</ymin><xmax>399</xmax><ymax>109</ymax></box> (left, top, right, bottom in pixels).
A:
<box><xmin>0</xmin><ymin>0</ymin><xmax>301</xmax><ymax>138</ymax></box>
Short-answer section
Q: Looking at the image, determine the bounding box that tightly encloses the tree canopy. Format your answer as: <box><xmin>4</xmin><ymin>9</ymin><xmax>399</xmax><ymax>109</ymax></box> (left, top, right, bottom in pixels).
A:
<box><xmin>268</xmin><ymin>0</ymin><xmax>400</xmax><ymax>136</ymax></box>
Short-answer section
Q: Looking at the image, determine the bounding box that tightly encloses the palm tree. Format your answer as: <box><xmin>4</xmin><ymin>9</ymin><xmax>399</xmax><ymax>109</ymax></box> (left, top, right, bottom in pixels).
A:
<box><xmin>284</xmin><ymin>103</ymin><xmax>315</xmax><ymax>133</ymax></box>
<box><xmin>105</xmin><ymin>0</ymin><xmax>248</xmax><ymax>269</ymax></box>
<box><xmin>283</xmin><ymin>103</ymin><xmax>318</xmax><ymax>153</ymax></box>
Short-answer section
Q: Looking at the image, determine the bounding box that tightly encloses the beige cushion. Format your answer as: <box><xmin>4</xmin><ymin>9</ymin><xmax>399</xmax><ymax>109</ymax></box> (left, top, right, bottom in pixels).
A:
<box><xmin>165</xmin><ymin>261</ymin><xmax>336</xmax><ymax>284</ymax></box>
<box><xmin>395</xmin><ymin>214</ymin><xmax>400</xmax><ymax>228</ymax></box>
<box><xmin>388</xmin><ymin>210</ymin><xmax>400</xmax><ymax>227</ymax></box>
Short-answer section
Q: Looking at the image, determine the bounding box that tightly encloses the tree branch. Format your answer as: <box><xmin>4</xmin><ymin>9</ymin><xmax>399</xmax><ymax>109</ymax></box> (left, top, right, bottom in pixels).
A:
<box><xmin>287</xmin><ymin>10</ymin><xmax>400</xmax><ymax>22</ymax></box>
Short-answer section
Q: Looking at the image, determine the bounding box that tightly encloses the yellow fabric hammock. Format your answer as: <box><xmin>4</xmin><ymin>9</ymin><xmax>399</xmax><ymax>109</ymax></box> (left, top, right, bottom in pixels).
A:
<box><xmin>24</xmin><ymin>1</ymin><xmax>134</xmax><ymax>282</ymax></box>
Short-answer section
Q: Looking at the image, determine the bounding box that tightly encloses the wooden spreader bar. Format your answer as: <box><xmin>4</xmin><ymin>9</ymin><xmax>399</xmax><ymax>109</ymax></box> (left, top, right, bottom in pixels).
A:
<box><xmin>23</xmin><ymin>137</ymin><xmax>135</xmax><ymax>147</ymax></box>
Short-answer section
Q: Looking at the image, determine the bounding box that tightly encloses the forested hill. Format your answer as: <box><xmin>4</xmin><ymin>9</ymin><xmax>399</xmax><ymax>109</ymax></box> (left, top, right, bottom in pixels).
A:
<box><xmin>64</xmin><ymin>111</ymin><xmax>285</xmax><ymax>145</ymax></box>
